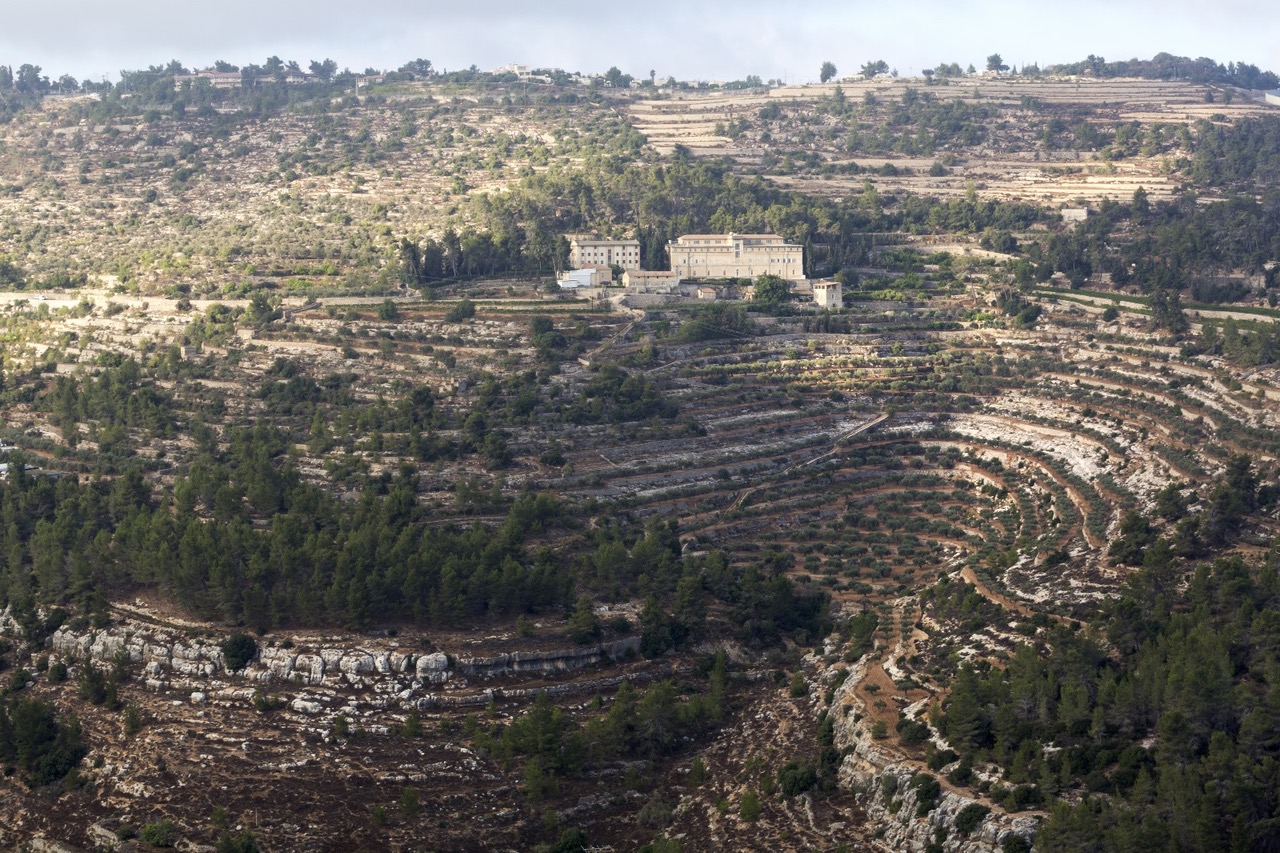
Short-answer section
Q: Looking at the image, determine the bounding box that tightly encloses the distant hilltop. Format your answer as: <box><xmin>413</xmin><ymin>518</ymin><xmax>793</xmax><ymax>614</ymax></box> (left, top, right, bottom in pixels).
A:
<box><xmin>1</xmin><ymin>51</ymin><xmax>1275</xmax><ymax>102</ymax></box>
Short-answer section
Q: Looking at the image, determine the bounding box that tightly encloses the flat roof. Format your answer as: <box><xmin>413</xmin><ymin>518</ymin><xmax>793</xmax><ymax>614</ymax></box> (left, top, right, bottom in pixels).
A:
<box><xmin>674</xmin><ymin>233</ymin><xmax>789</xmax><ymax>241</ymax></box>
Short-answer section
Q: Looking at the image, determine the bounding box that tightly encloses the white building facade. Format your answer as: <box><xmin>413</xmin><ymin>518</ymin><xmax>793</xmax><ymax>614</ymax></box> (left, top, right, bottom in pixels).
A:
<box><xmin>667</xmin><ymin>233</ymin><xmax>805</xmax><ymax>282</ymax></box>
<box><xmin>813</xmin><ymin>281</ymin><xmax>842</xmax><ymax>309</ymax></box>
<box><xmin>568</xmin><ymin>237</ymin><xmax>642</xmax><ymax>271</ymax></box>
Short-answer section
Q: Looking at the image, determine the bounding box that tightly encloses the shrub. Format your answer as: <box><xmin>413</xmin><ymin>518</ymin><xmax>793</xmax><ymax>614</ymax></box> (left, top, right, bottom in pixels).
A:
<box><xmin>636</xmin><ymin>795</ymin><xmax>673</xmax><ymax>830</ymax></box>
<box><xmin>215</xmin><ymin>831</ymin><xmax>260</xmax><ymax>853</ymax></box>
<box><xmin>220</xmin><ymin>634</ymin><xmax>258</xmax><ymax>672</ymax></box>
<box><xmin>880</xmin><ymin>773</ymin><xmax>898</xmax><ymax>800</ymax></box>
<box><xmin>777</xmin><ymin>761</ymin><xmax>818</xmax><ymax>797</ymax></box>
<box><xmin>550</xmin><ymin>828</ymin><xmax>588</xmax><ymax>852</ymax></box>
<box><xmin>1002</xmin><ymin>835</ymin><xmax>1032</xmax><ymax>853</ymax></box>
<box><xmin>123</xmin><ymin>703</ymin><xmax>143</xmax><ymax>736</ymax></box>
<box><xmin>252</xmin><ymin>690</ymin><xmax>284</xmax><ymax>713</ymax></box>
<box><xmin>140</xmin><ymin>820</ymin><xmax>178</xmax><ymax>847</ymax></box>
<box><xmin>788</xmin><ymin>671</ymin><xmax>809</xmax><ymax>698</ymax></box>
<box><xmin>947</xmin><ymin>755</ymin><xmax>974</xmax><ymax>786</ymax></box>
<box><xmin>911</xmin><ymin>772</ymin><xmax>942</xmax><ymax>816</ymax></box>
<box><xmin>897</xmin><ymin>715</ymin><xmax>930</xmax><ymax>746</ymax></box>
<box><xmin>10</xmin><ymin>697</ymin><xmax>88</xmax><ymax>785</ymax></box>
<box><xmin>1003</xmin><ymin>784</ymin><xmax>1044</xmax><ymax>812</ymax></box>
<box><xmin>739</xmin><ymin>789</ymin><xmax>762</xmax><ymax>822</ymax></box>
<box><xmin>927</xmin><ymin>747</ymin><xmax>958</xmax><ymax>770</ymax></box>
<box><xmin>444</xmin><ymin>299</ymin><xmax>476</xmax><ymax>322</ymax></box>
<box><xmin>398</xmin><ymin>786</ymin><xmax>420</xmax><ymax>818</ymax></box>
<box><xmin>955</xmin><ymin>803</ymin><xmax>990</xmax><ymax>835</ymax></box>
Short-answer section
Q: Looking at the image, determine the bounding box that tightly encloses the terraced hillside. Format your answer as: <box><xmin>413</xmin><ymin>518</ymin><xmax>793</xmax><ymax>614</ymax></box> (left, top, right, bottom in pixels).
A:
<box><xmin>0</xmin><ymin>64</ymin><xmax>1279</xmax><ymax>853</ymax></box>
<box><xmin>0</xmin><ymin>267</ymin><xmax>1274</xmax><ymax>849</ymax></box>
<box><xmin>630</xmin><ymin>77</ymin><xmax>1277</xmax><ymax>204</ymax></box>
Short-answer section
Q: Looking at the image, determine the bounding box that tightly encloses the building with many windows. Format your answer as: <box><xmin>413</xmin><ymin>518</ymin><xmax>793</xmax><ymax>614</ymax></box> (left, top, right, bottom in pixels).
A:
<box><xmin>568</xmin><ymin>237</ymin><xmax>642</xmax><ymax>271</ymax></box>
<box><xmin>667</xmin><ymin>233</ymin><xmax>804</xmax><ymax>282</ymax></box>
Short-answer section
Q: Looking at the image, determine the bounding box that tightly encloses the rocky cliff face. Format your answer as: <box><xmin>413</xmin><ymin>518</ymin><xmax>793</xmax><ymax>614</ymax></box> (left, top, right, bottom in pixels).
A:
<box><xmin>44</xmin><ymin>615</ymin><xmax>641</xmax><ymax>720</ymax></box>
<box><xmin>824</xmin><ymin>659</ymin><xmax>1039</xmax><ymax>853</ymax></box>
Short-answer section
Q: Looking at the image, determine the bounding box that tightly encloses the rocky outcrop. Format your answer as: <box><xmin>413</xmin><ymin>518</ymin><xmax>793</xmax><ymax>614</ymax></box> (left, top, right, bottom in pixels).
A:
<box><xmin>839</xmin><ymin>754</ymin><xmax>1039</xmax><ymax>853</ymax></box>
<box><xmin>42</xmin><ymin>616</ymin><xmax>642</xmax><ymax>719</ymax></box>
<box><xmin>827</xmin><ymin>660</ymin><xmax>1039</xmax><ymax>853</ymax></box>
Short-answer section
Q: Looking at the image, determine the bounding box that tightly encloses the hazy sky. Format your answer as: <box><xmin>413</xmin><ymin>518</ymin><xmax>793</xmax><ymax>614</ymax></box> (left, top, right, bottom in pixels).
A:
<box><xmin>4</xmin><ymin>0</ymin><xmax>1278</xmax><ymax>85</ymax></box>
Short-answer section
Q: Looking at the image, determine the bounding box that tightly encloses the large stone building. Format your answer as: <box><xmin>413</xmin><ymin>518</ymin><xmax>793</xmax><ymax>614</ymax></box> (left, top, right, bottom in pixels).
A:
<box><xmin>568</xmin><ymin>237</ymin><xmax>642</xmax><ymax>271</ymax></box>
<box><xmin>667</xmin><ymin>233</ymin><xmax>805</xmax><ymax>282</ymax></box>
<box><xmin>173</xmin><ymin>71</ymin><xmax>243</xmax><ymax>90</ymax></box>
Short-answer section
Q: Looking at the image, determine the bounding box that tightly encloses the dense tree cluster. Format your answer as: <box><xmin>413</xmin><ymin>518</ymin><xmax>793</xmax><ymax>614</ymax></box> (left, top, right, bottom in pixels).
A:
<box><xmin>1024</xmin><ymin>185</ymin><xmax>1280</xmax><ymax>346</ymax></box>
<box><xmin>1046</xmin><ymin>53</ymin><xmax>1279</xmax><ymax>90</ymax></box>
<box><xmin>395</xmin><ymin>150</ymin><xmax>1046</xmax><ymax>283</ymax></box>
<box><xmin>481</xmin><ymin>653</ymin><xmax>728</xmax><ymax>786</ymax></box>
<box><xmin>0</xmin><ymin>697</ymin><xmax>86</xmax><ymax>787</ymax></box>
<box><xmin>840</xmin><ymin>88</ymin><xmax>996</xmax><ymax>156</ymax></box>
<box><xmin>1027</xmin><ymin>554</ymin><xmax>1280</xmax><ymax>851</ymax></box>
<box><xmin>1186</xmin><ymin>116</ymin><xmax>1280</xmax><ymax>188</ymax></box>
<box><xmin>920</xmin><ymin>455</ymin><xmax>1280</xmax><ymax>849</ymax></box>
<box><xmin>0</xmin><ymin>417</ymin><xmax>828</xmax><ymax>646</ymax></box>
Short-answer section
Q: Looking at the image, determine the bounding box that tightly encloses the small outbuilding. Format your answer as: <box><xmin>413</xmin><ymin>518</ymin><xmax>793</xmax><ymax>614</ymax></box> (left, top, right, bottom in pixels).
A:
<box><xmin>558</xmin><ymin>267</ymin><xmax>611</xmax><ymax>289</ymax></box>
<box><xmin>813</xmin><ymin>280</ymin><xmax>843</xmax><ymax>309</ymax></box>
<box><xmin>623</xmin><ymin>270</ymin><xmax>681</xmax><ymax>294</ymax></box>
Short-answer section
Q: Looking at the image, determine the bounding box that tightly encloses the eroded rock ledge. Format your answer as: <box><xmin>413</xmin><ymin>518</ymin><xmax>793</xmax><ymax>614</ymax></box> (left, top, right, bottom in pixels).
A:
<box><xmin>826</xmin><ymin>657</ymin><xmax>1040</xmax><ymax>853</ymax></box>
<box><xmin>34</xmin><ymin>611</ymin><xmax>641</xmax><ymax>721</ymax></box>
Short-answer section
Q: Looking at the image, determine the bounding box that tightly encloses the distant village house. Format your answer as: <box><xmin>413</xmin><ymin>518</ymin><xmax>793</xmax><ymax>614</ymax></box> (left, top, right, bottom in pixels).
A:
<box><xmin>173</xmin><ymin>71</ymin><xmax>242</xmax><ymax>90</ymax></box>
<box><xmin>173</xmin><ymin>68</ymin><xmax>317</xmax><ymax>90</ymax></box>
